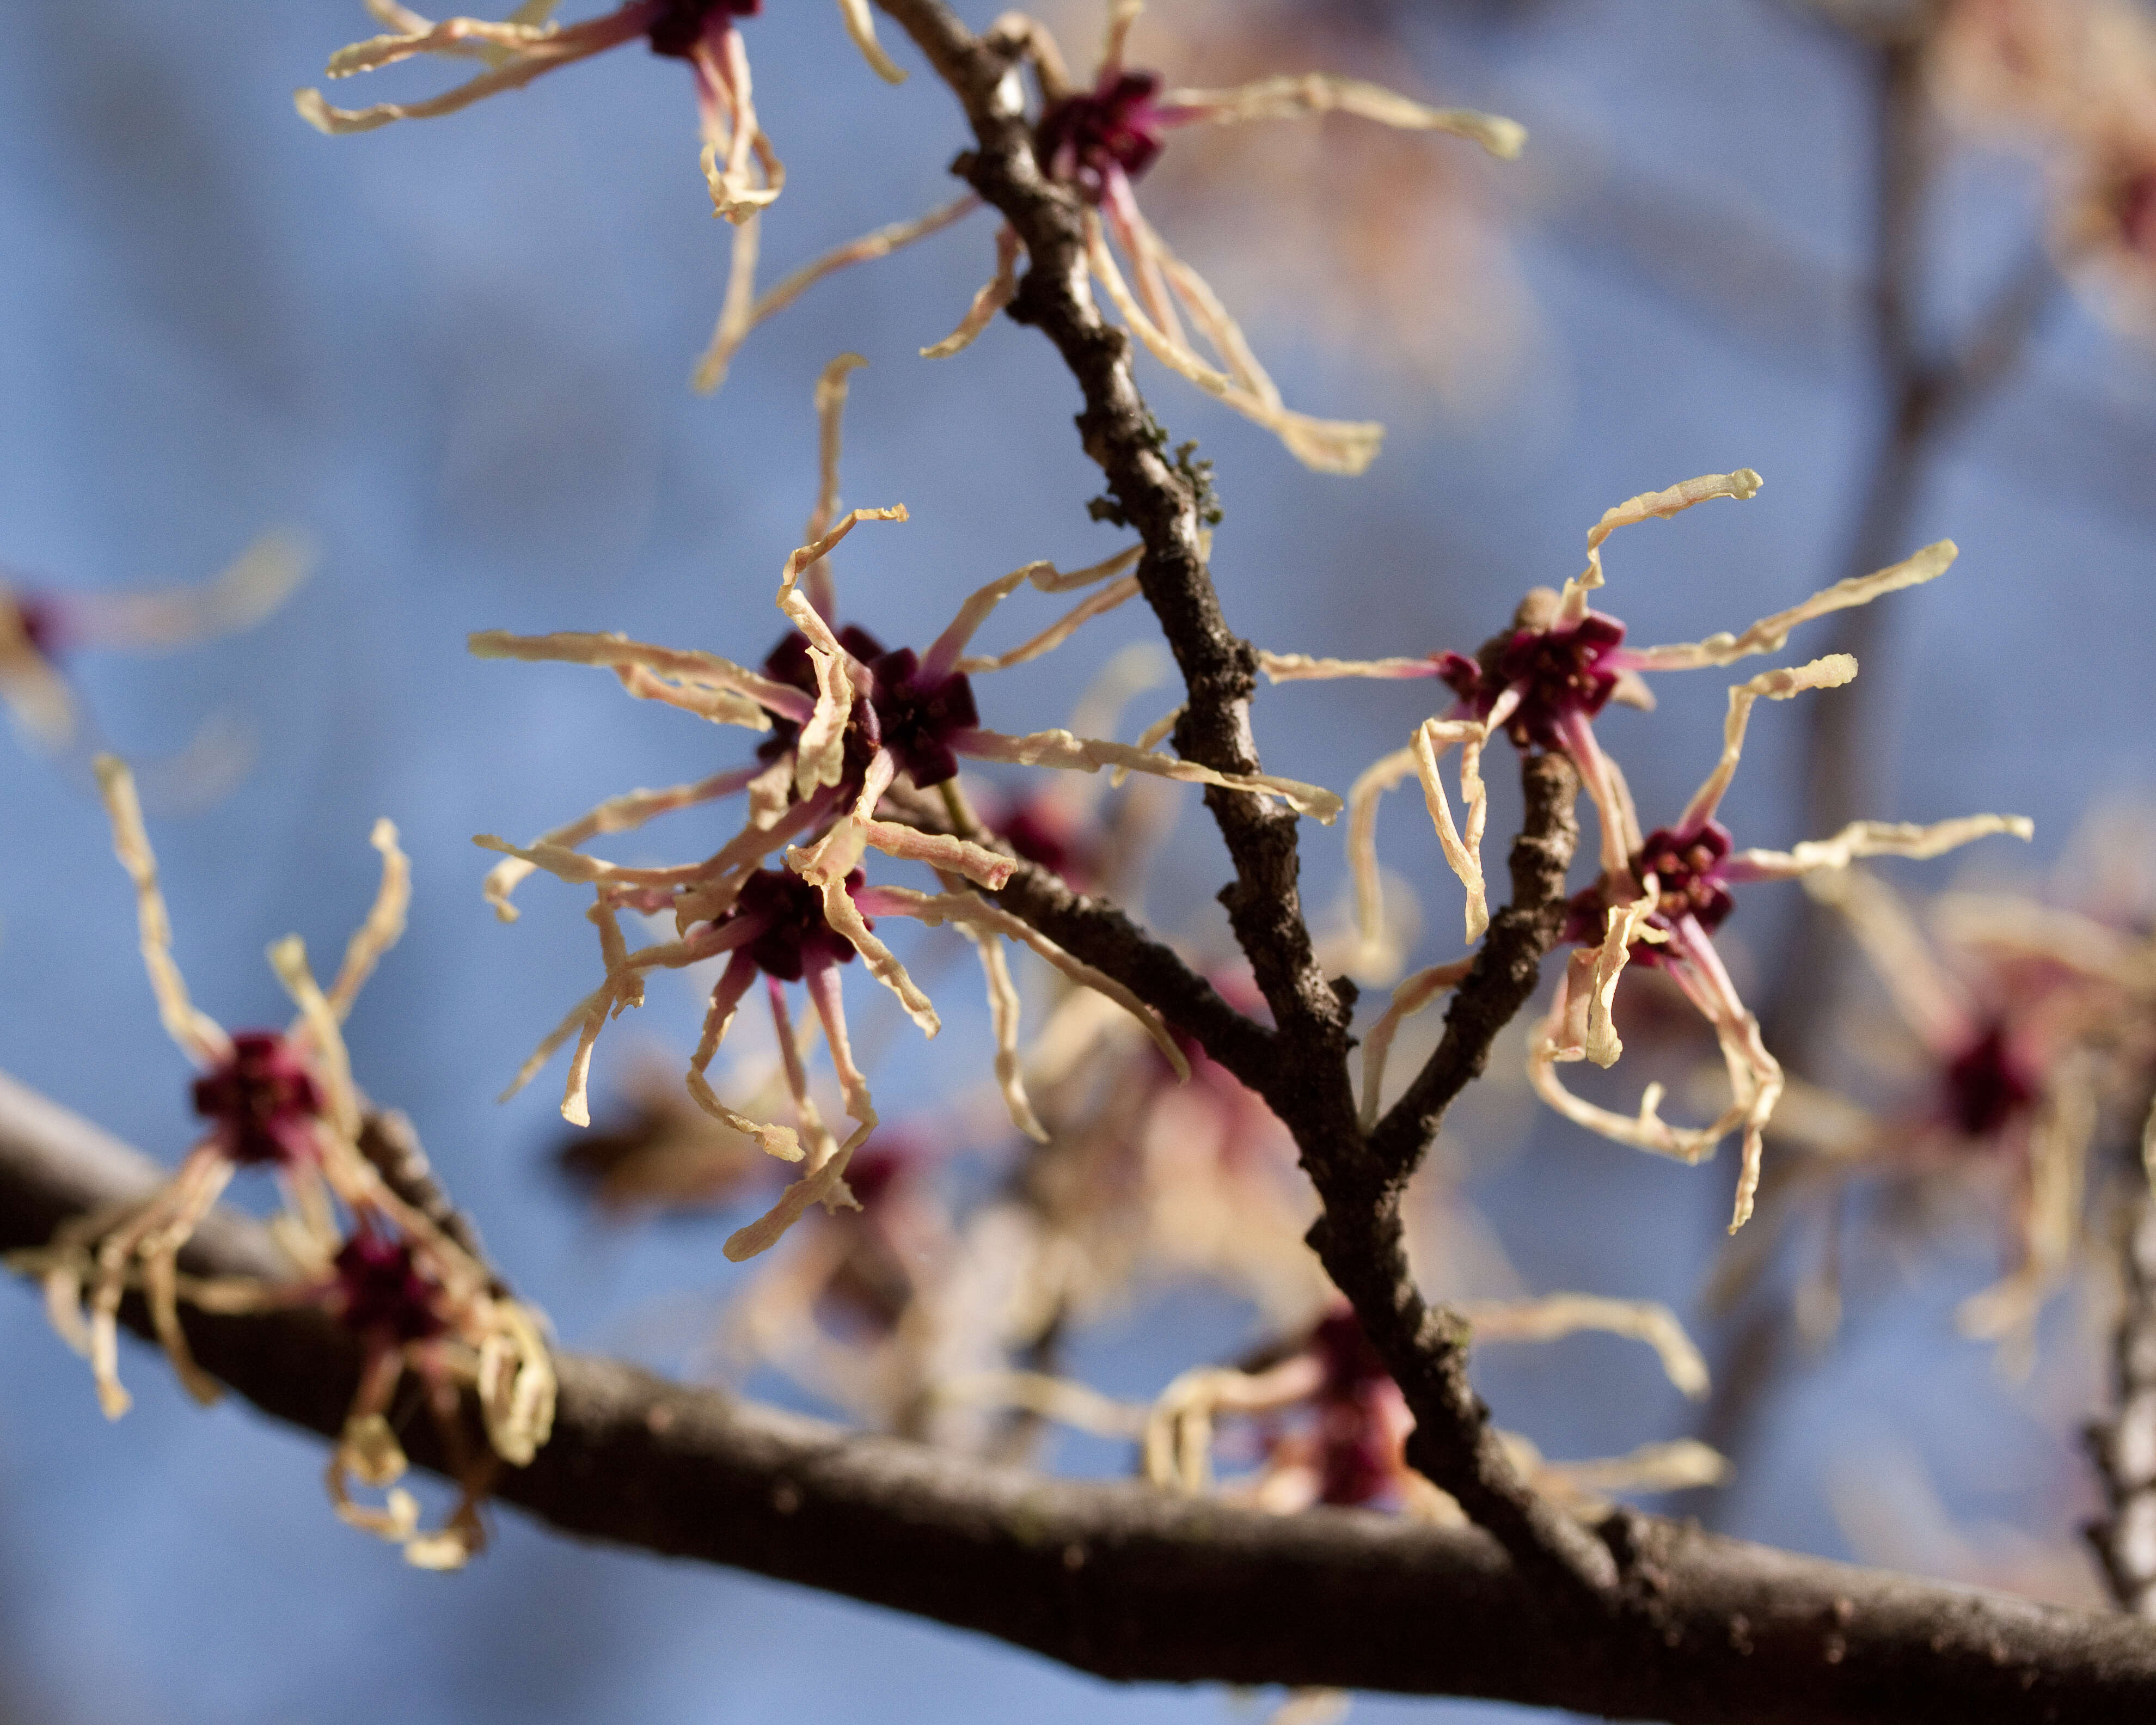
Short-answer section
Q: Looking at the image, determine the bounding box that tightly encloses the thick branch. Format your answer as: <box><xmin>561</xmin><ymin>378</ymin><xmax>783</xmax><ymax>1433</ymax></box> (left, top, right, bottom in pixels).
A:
<box><xmin>7</xmin><ymin>1073</ymin><xmax>2156</xmax><ymax>1722</ymax></box>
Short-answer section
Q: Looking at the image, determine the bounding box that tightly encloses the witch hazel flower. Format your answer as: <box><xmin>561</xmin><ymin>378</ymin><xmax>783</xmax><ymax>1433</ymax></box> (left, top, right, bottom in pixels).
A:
<box><xmin>11</xmin><ymin>757</ymin><xmax>414</xmax><ymax>1416</ymax></box>
<box><xmin>1000</xmin><ymin>967</ymin><xmax>1332</xmax><ymax>1325</ymax></box>
<box><xmin>1038</xmin><ymin>0</ymin><xmax>1522</xmax><ymax>474</ymax></box>
<box><xmin>691</xmin><ymin>0</ymin><xmax>1523</xmax><ymax>467</ymax></box>
<box><xmin>1932</xmin><ymin>0</ymin><xmax>2156</xmax><ymax>335</ymax></box>
<box><xmin>180</xmin><ymin>1200</ymin><xmax>555</xmax><ymax>1569</ymax></box>
<box><xmin>1529</xmin><ymin>657</ymin><xmax>2030</xmax><ymax>1232</ymax></box>
<box><xmin>1732</xmin><ymin>857</ymin><xmax>2155</xmax><ymax>1355</ymax></box>
<box><xmin>1141</xmin><ymin>1300</ymin><xmax>1720</xmax><ymax>1518</ymax></box>
<box><xmin>1262</xmin><ymin>469</ymin><xmax>1969</xmax><ymax>962</ymax></box>
<box><xmin>721</xmin><ymin>1130</ymin><xmax>966</xmax><ymax>1426</ymax></box>
<box><xmin>473</xmin><ymin>358</ymin><xmax>1331</xmax><ymax>1254</ymax></box>
<box><xmin>297</xmin><ymin>0</ymin><xmax>906</xmax><ymax>388</ymax></box>
<box><xmin>11</xmin><ymin>758</ymin><xmax>555</xmax><ymax>1563</ymax></box>
<box><xmin>0</xmin><ymin>534</ymin><xmax>310</xmax><ymax>749</ymax></box>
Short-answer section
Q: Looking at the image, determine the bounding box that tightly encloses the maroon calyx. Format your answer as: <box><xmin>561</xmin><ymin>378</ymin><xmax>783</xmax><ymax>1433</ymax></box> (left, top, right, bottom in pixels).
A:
<box><xmin>753</xmin><ymin>626</ymin><xmax>982</xmax><ymax>792</ymax></box>
<box><xmin>840</xmin><ymin>1140</ymin><xmax>918</xmax><ymax>1212</ymax></box>
<box><xmin>1562</xmin><ymin>822</ymin><xmax>1736</xmax><ymax>964</ymax></box>
<box><xmin>1941</xmin><ymin>1021</ymin><xmax>2038</xmax><ymax>1141</ymax></box>
<box><xmin>995</xmin><ymin>796</ymin><xmax>1092</xmax><ymax>894</ymax></box>
<box><xmin>192</xmin><ymin>1031</ymin><xmax>324</xmax><ymax>1166</ymax></box>
<box><xmin>1441</xmin><ymin>613</ymin><xmax>1628</xmax><ymax>751</ymax></box>
<box><xmin>2115</xmin><ymin>166</ymin><xmax>2156</xmax><ymax>260</ymax></box>
<box><xmin>726</xmin><ymin>867</ymin><xmax>868</xmax><ymax>981</ymax></box>
<box><xmin>332</xmin><ymin>1225</ymin><xmax>450</xmax><ymax>1345</ymax></box>
<box><xmin>1306</xmin><ymin>1309</ymin><xmax>1398</xmax><ymax>1508</ymax></box>
<box><xmin>1633</xmin><ymin>822</ymin><xmax>1737</xmax><ymax>935</ymax></box>
<box><xmin>863</xmin><ymin>646</ymin><xmax>977</xmax><ymax>788</ymax></box>
<box><xmin>646</xmin><ymin>0</ymin><xmax>759</xmax><ymax>58</ymax></box>
<box><xmin>755</xmin><ymin>625</ymin><xmax>885</xmax><ymax>790</ymax></box>
<box><xmin>9</xmin><ymin>592</ymin><xmax>65</xmax><ymax>657</ymax></box>
<box><xmin>1037</xmin><ymin>69</ymin><xmax>1167</xmax><ymax>201</ymax></box>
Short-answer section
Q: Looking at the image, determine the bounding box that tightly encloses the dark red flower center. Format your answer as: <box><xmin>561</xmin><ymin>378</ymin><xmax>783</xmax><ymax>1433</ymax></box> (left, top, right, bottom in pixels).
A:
<box><xmin>727</xmin><ymin>866</ymin><xmax>867</xmax><ymax>982</ymax></box>
<box><xmin>1037</xmin><ymin>69</ymin><xmax>1167</xmax><ymax>201</ymax></box>
<box><xmin>2116</xmin><ymin>167</ymin><xmax>2156</xmax><ymax>260</ymax></box>
<box><xmin>9</xmin><ymin>592</ymin><xmax>63</xmax><ymax>657</ymax></box>
<box><xmin>646</xmin><ymin>0</ymin><xmax>759</xmax><ymax>59</ymax></box>
<box><xmin>1632</xmin><ymin>823</ymin><xmax>1736</xmax><ymax>934</ymax></box>
<box><xmin>755</xmin><ymin>625</ymin><xmax>886</xmax><ymax>790</ymax></box>
<box><xmin>840</xmin><ymin>1141</ymin><xmax>920</xmax><ymax>1210</ymax></box>
<box><xmin>994</xmin><ymin>796</ymin><xmax>1092</xmax><ymax>893</ymax></box>
<box><xmin>333</xmin><ymin>1227</ymin><xmax>450</xmax><ymax>1344</ymax></box>
<box><xmin>191</xmin><ymin>1031</ymin><xmax>323</xmax><ymax>1167</ymax></box>
<box><xmin>1562</xmin><ymin>822</ymin><xmax>1735</xmax><ymax>965</ymax></box>
<box><xmin>1310</xmin><ymin>1308</ymin><xmax>1390</xmax><ymax>1399</ymax></box>
<box><xmin>1307</xmin><ymin>1310</ymin><xmax>1398</xmax><ymax>1507</ymax></box>
<box><xmin>1941</xmin><ymin>1023</ymin><xmax>2038</xmax><ymax>1140</ymax></box>
<box><xmin>1440</xmin><ymin>612</ymin><xmax>1628</xmax><ymax>751</ymax></box>
<box><xmin>863</xmin><ymin>646</ymin><xmax>977</xmax><ymax>789</ymax></box>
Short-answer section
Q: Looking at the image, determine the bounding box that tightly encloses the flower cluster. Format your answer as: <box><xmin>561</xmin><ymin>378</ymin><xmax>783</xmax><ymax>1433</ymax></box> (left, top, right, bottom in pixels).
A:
<box><xmin>1717</xmin><ymin>823</ymin><xmax>2156</xmax><ymax>1360</ymax></box>
<box><xmin>1932</xmin><ymin>0</ymin><xmax>2156</xmax><ymax>334</ymax></box>
<box><xmin>1142</xmin><ymin>1301</ymin><xmax>1724</xmax><ymax>1516</ymax></box>
<box><xmin>472</xmin><ymin>355</ymin><xmax>1344</xmax><ymax>1261</ymax></box>
<box><xmin>182</xmin><ymin>1195</ymin><xmax>554</xmax><ymax>1570</ymax></box>
<box><xmin>297</xmin><ymin>0</ymin><xmax>908</xmax><ymax>388</ymax></box>
<box><xmin>0</xmin><ymin>533</ymin><xmax>309</xmax><ymax>750</ymax></box>
<box><xmin>1031</xmin><ymin>0</ymin><xmax>1522</xmax><ymax>472</ymax></box>
<box><xmin>7</xmin><ymin>757</ymin><xmax>553</xmax><ymax>1568</ymax></box>
<box><xmin>1084</xmin><ymin>0</ymin><xmax>1530</xmax><ymax>401</ymax></box>
<box><xmin>1266</xmin><ymin>469</ymin><xmax>2030</xmax><ymax>1229</ymax></box>
<box><xmin>685</xmin><ymin>0</ymin><xmax>1524</xmax><ymax>467</ymax></box>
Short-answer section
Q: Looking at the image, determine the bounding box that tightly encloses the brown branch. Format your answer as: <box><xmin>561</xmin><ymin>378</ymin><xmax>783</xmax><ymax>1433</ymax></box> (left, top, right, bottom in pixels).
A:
<box><xmin>867</xmin><ymin>0</ymin><xmax>1614</xmax><ymax>1604</ymax></box>
<box><xmin>1307</xmin><ymin>751</ymin><xmax>1620</xmax><ymax>1601</ymax></box>
<box><xmin>881</xmin><ymin>779</ymin><xmax>1277</xmax><ymax>1086</ymax></box>
<box><xmin>871</xmin><ymin>0</ymin><xmax>1353</xmax><ymax>1097</ymax></box>
<box><xmin>991</xmin><ymin>852</ymin><xmax>1277</xmax><ymax>1083</ymax></box>
<box><xmin>1368</xmin><ymin>752</ymin><xmax>1582</xmax><ymax>1166</ymax></box>
<box><xmin>8</xmin><ymin>1073</ymin><xmax>2156</xmax><ymax>1722</ymax></box>
<box><xmin>2090</xmin><ymin>1174</ymin><xmax>2156</xmax><ymax>1618</ymax></box>
<box><xmin>357</xmin><ymin>1108</ymin><xmax>499</xmax><ymax>1282</ymax></box>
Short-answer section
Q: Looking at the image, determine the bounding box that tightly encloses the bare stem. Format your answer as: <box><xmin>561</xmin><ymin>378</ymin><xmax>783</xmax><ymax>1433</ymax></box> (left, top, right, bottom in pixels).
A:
<box><xmin>2090</xmin><ymin>1167</ymin><xmax>2156</xmax><ymax>1617</ymax></box>
<box><xmin>869</xmin><ymin>0</ymin><xmax>1619</xmax><ymax>1603</ymax></box>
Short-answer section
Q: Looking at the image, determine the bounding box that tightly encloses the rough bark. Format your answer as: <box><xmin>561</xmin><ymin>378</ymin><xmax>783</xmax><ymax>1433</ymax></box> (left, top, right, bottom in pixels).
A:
<box><xmin>869</xmin><ymin>0</ymin><xmax>1618</xmax><ymax>1605</ymax></box>
<box><xmin>6</xmin><ymin>1070</ymin><xmax>2156</xmax><ymax>1722</ymax></box>
<box><xmin>2090</xmin><ymin>1183</ymin><xmax>2156</xmax><ymax>1618</ymax></box>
